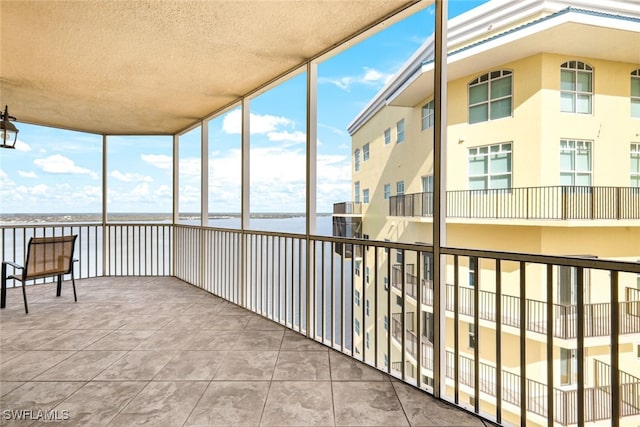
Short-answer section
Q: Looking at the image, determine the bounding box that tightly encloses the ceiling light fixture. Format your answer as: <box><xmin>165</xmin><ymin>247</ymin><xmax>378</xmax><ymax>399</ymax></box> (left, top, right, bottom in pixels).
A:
<box><xmin>0</xmin><ymin>105</ymin><xmax>19</xmax><ymax>149</ymax></box>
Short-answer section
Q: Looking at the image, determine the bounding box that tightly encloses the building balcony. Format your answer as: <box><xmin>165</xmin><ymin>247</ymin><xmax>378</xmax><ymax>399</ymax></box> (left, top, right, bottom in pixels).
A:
<box><xmin>333</xmin><ymin>201</ymin><xmax>363</xmax><ymax>216</ymax></box>
<box><xmin>391</xmin><ymin>265</ymin><xmax>640</xmax><ymax>340</ymax></box>
<box><xmin>2</xmin><ymin>222</ymin><xmax>640</xmax><ymax>426</ymax></box>
<box><xmin>389</xmin><ymin>186</ymin><xmax>640</xmax><ymax>222</ymax></box>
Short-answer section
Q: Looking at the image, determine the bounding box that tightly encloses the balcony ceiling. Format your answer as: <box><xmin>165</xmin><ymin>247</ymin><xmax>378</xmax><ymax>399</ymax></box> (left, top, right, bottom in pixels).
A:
<box><xmin>0</xmin><ymin>0</ymin><xmax>423</xmax><ymax>136</ymax></box>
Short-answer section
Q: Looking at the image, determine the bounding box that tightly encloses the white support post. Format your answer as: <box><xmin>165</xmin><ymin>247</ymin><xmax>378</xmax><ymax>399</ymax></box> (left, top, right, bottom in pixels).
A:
<box><xmin>306</xmin><ymin>60</ymin><xmax>318</xmax><ymax>337</ymax></box>
<box><xmin>201</xmin><ymin>120</ymin><xmax>209</xmax><ymax>227</ymax></box>
<box><xmin>241</xmin><ymin>98</ymin><xmax>251</xmax><ymax>307</ymax></box>
<box><xmin>102</xmin><ymin>135</ymin><xmax>108</xmax><ymax>275</ymax></box>
<box><xmin>433</xmin><ymin>0</ymin><xmax>448</xmax><ymax>400</ymax></box>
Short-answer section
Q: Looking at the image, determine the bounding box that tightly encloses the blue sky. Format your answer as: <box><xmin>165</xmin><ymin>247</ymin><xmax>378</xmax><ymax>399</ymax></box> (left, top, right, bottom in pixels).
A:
<box><xmin>0</xmin><ymin>1</ymin><xmax>488</xmax><ymax>215</ymax></box>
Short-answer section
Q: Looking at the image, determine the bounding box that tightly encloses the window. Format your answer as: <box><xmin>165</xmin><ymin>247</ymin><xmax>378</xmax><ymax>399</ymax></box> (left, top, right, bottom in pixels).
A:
<box><xmin>354</xmin><ymin>149</ymin><xmax>361</xmax><ymax>171</ymax></box>
<box><xmin>561</xmin><ymin>61</ymin><xmax>593</xmax><ymax>114</ymax></box>
<box><xmin>384</xmin><ymin>184</ymin><xmax>391</xmax><ymax>199</ymax></box>
<box><xmin>423</xmin><ymin>312</ymin><xmax>434</xmax><ymax>343</ymax></box>
<box><xmin>560</xmin><ymin>348</ymin><xmax>576</xmax><ymax>385</ymax></box>
<box><xmin>397</xmin><ymin>249</ymin><xmax>403</xmax><ymax>264</ymax></box>
<box><xmin>355</xmin><ymin>289</ymin><xmax>360</xmax><ymax>306</ymax></box>
<box><xmin>366</xmin><ymin>299</ymin><xmax>370</xmax><ymax>316</ymax></box>
<box><xmin>363</xmin><ymin>143</ymin><xmax>370</xmax><ymax>161</ymax></box>
<box><xmin>355</xmin><ymin>260</ymin><xmax>361</xmax><ymax>277</ymax></box>
<box><xmin>384</xmin><ymin>315</ymin><xmax>388</xmax><ymax>331</ymax></box>
<box><xmin>365</xmin><ymin>267</ymin><xmax>370</xmax><ymax>284</ymax></box>
<box><xmin>468</xmin><ymin>323</ymin><xmax>476</xmax><ymax>349</ymax></box>
<box><xmin>468</xmin><ymin>143</ymin><xmax>512</xmax><ymax>190</ymax></box>
<box><xmin>560</xmin><ymin>139</ymin><xmax>592</xmax><ymax>185</ymax></box>
<box><xmin>363</xmin><ymin>188</ymin><xmax>370</xmax><ymax>203</ymax></box>
<box><xmin>396</xmin><ymin>180</ymin><xmax>404</xmax><ymax>195</ymax></box>
<box><xmin>468</xmin><ymin>70</ymin><xmax>512</xmax><ymax>124</ymax></box>
<box><xmin>469</xmin><ymin>257</ymin><xmax>477</xmax><ymax>287</ymax></box>
<box><xmin>355</xmin><ymin>319</ymin><xmax>360</xmax><ymax>335</ymax></box>
<box><xmin>632</xmin><ymin>143</ymin><xmax>640</xmax><ymax>187</ymax></box>
<box><xmin>384</xmin><ymin>128</ymin><xmax>391</xmax><ymax>145</ymax></box>
<box><xmin>396</xmin><ymin>119</ymin><xmax>405</xmax><ymax>143</ymax></box>
<box><xmin>384</xmin><ymin>239</ymin><xmax>390</xmax><ymax>254</ymax></box>
<box><xmin>366</xmin><ymin>332</ymin><xmax>370</xmax><ymax>349</ymax></box>
<box><xmin>421</xmin><ymin>175</ymin><xmax>434</xmax><ymax>193</ymax></box>
<box><xmin>423</xmin><ymin>253</ymin><xmax>433</xmax><ymax>282</ymax></box>
<box><xmin>633</xmin><ymin>70</ymin><xmax>640</xmax><ymax>118</ymax></box>
<box><xmin>354</xmin><ymin>181</ymin><xmax>360</xmax><ymax>203</ymax></box>
<box><xmin>384</xmin><ymin>353</ymin><xmax>388</xmax><ymax>367</ymax></box>
<box><xmin>396</xmin><ymin>295</ymin><xmax>403</xmax><ymax>307</ymax></box>
<box><xmin>422</xmin><ymin>99</ymin><xmax>435</xmax><ymax>130</ymax></box>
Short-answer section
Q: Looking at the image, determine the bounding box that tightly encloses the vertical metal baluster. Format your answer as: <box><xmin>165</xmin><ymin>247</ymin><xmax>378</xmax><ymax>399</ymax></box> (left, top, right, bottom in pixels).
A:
<box><xmin>519</xmin><ymin>261</ymin><xmax>527</xmax><ymax>426</ymax></box>
<box><xmin>454</xmin><ymin>255</ymin><xmax>459</xmax><ymax>404</ymax></box>
<box><xmin>416</xmin><ymin>249</ymin><xmax>422</xmax><ymax>388</ymax></box>
<box><xmin>576</xmin><ymin>266</ymin><xmax>585</xmax><ymax>427</ymax></box>
<box><xmin>474</xmin><ymin>256</ymin><xmax>480</xmax><ymax>414</ymax></box>
<box><xmin>401</xmin><ymin>249</ymin><xmax>406</xmax><ymax>380</ymax></box>
<box><xmin>331</xmin><ymin>241</ymin><xmax>335</xmax><ymax>348</ymax></box>
<box><xmin>546</xmin><ymin>264</ymin><xmax>553</xmax><ymax>427</ymax></box>
<box><xmin>611</xmin><ymin>270</ymin><xmax>620</xmax><ymax>427</ymax></box>
<box><xmin>362</xmin><ymin>243</ymin><xmax>366</xmax><ymax>362</ymax></box>
<box><xmin>496</xmin><ymin>259</ymin><xmax>503</xmax><ymax>424</ymax></box>
<box><xmin>387</xmin><ymin>244</ymin><xmax>392</xmax><ymax>374</ymax></box>
<box><xmin>374</xmin><ymin>246</ymin><xmax>379</xmax><ymax>369</ymax></box>
<box><xmin>321</xmin><ymin>241</ymin><xmax>326</xmax><ymax>343</ymax></box>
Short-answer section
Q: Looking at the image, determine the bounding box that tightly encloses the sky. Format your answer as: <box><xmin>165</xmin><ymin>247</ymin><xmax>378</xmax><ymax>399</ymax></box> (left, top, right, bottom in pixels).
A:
<box><xmin>0</xmin><ymin>1</ymin><xmax>489</xmax><ymax>215</ymax></box>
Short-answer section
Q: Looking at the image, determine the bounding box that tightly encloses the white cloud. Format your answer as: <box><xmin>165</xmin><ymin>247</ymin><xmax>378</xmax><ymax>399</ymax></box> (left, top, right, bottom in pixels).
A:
<box><xmin>222</xmin><ymin>109</ymin><xmax>293</xmax><ymax>135</ymax></box>
<box><xmin>205</xmin><ymin>146</ymin><xmax>351</xmax><ymax>212</ymax></box>
<box><xmin>141</xmin><ymin>154</ymin><xmax>172</xmax><ymax>169</ymax></box>
<box><xmin>319</xmin><ymin>66</ymin><xmax>394</xmax><ymax>92</ymax></box>
<box><xmin>267</xmin><ymin>130</ymin><xmax>306</xmax><ymax>144</ymax></box>
<box><xmin>33</xmin><ymin>154</ymin><xmax>98</xmax><ymax>179</ymax></box>
<box><xmin>111</xmin><ymin>170</ymin><xmax>153</xmax><ymax>183</ymax></box>
<box><xmin>18</xmin><ymin>170</ymin><xmax>37</xmax><ymax>178</ymax></box>
<box><xmin>13</xmin><ymin>138</ymin><xmax>31</xmax><ymax>152</ymax></box>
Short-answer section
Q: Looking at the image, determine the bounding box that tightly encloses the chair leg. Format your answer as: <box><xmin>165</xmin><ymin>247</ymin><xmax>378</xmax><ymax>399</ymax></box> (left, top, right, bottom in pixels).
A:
<box><xmin>21</xmin><ymin>282</ymin><xmax>28</xmax><ymax>314</ymax></box>
<box><xmin>1</xmin><ymin>263</ymin><xmax>7</xmax><ymax>309</ymax></box>
<box><xmin>71</xmin><ymin>272</ymin><xmax>77</xmax><ymax>303</ymax></box>
<box><xmin>56</xmin><ymin>275</ymin><xmax>62</xmax><ymax>297</ymax></box>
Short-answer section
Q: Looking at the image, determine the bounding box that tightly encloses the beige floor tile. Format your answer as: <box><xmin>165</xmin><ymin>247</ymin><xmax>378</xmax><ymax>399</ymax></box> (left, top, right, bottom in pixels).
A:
<box><xmin>333</xmin><ymin>381</ymin><xmax>409</xmax><ymax>426</ymax></box>
<box><xmin>261</xmin><ymin>381</ymin><xmax>334</xmax><ymax>426</ymax></box>
<box><xmin>185</xmin><ymin>381</ymin><xmax>269</xmax><ymax>427</ymax></box>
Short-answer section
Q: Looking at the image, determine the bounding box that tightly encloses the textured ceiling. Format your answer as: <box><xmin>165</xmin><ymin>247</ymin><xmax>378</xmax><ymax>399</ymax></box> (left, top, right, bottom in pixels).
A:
<box><xmin>0</xmin><ymin>0</ymin><xmax>424</xmax><ymax>135</ymax></box>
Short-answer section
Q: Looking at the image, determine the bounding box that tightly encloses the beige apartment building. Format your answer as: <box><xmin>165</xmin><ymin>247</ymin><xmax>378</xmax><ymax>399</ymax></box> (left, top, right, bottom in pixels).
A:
<box><xmin>334</xmin><ymin>1</ymin><xmax>640</xmax><ymax>425</ymax></box>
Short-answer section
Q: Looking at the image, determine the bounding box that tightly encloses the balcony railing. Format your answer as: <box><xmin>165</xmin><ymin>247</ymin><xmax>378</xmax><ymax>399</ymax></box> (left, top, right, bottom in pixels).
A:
<box><xmin>333</xmin><ymin>201</ymin><xmax>363</xmax><ymax>215</ymax></box>
<box><xmin>391</xmin><ymin>265</ymin><xmax>640</xmax><ymax>339</ymax></box>
<box><xmin>389</xmin><ymin>186</ymin><xmax>640</xmax><ymax>220</ymax></box>
<box><xmin>2</xmin><ymin>222</ymin><xmax>640</xmax><ymax>426</ymax></box>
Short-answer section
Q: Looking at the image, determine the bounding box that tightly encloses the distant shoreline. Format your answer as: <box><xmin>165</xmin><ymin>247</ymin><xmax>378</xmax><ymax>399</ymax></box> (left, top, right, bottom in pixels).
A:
<box><xmin>0</xmin><ymin>212</ymin><xmax>333</xmax><ymax>225</ymax></box>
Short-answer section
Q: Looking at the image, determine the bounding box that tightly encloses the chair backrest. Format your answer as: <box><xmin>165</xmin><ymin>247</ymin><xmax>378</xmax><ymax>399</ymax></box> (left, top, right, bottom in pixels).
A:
<box><xmin>24</xmin><ymin>235</ymin><xmax>77</xmax><ymax>280</ymax></box>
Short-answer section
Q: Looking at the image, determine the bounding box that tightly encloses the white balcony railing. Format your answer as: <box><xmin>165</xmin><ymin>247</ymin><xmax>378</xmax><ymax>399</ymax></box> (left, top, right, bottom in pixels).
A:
<box><xmin>2</xmin><ymin>222</ymin><xmax>640</xmax><ymax>426</ymax></box>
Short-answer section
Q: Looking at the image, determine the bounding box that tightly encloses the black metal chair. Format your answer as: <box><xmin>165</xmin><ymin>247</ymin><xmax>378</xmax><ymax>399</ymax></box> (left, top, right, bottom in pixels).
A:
<box><xmin>1</xmin><ymin>235</ymin><xmax>78</xmax><ymax>314</ymax></box>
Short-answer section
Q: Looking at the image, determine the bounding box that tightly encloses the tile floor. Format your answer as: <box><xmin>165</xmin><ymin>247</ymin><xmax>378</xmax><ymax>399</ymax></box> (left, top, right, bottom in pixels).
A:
<box><xmin>0</xmin><ymin>276</ymin><xmax>489</xmax><ymax>426</ymax></box>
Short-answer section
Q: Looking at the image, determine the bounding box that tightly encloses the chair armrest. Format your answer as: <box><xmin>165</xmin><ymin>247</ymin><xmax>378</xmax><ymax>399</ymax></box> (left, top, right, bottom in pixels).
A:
<box><xmin>2</xmin><ymin>261</ymin><xmax>24</xmax><ymax>270</ymax></box>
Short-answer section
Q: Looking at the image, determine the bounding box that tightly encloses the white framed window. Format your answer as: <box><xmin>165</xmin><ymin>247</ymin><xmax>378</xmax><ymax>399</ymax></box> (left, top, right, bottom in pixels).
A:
<box><xmin>468</xmin><ymin>256</ymin><xmax>477</xmax><ymax>287</ymax></box>
<box><xmin>632</xmin><ymin>143</ymin><xmax>640</xmax><ymax>187</ymax></box>
<box><xmin>355</xmin><ymin>319</ymin><xmax>360</xmax><ymax>336</ymax></box>
<box><xmin>397</xmin><ymin>249</ymin><xmax>403</xmax><ymax>264</ymax></box>
<box><xmin>396</xmin><ymin>180</ymin><xmax>405</xmax><ymax>195</ymax></box>
<box><xmin>363</xmin><ymin>188</ymin><xmax>370</xmax><ymax>203</ymax></box>
<box><xmin>422</xmin><ymin>99</ymin><xmax>435</xmax><ymax>130</ymax></box>
<box><xmin>561</xmin><ymin>61</ymin><xmax>593</xmax><ymax>114</ymax></box>
<box><xmin>560</xmin><ymin>347</ymin><xmax>576</xmax><ymax>385</ymax></box>
<box><xmin>355</xmin><ymin>260</ymin><xmax>361</xmax><ymax>276</ymax></box>
<box><xmin>365</xmin><ymin>267</ymin><xmax>370</xmax><ymax>284</ymax></box>
<box><xmin>396</xmin><ymin>119</ymin><xmax>405</xmax><ymax>143</ymax></box>
<box><xmin>468</xmin><ymin>143</ymin><xmax>512</xmax><ymax>190</ymax></box>
<box><xmin>366</xmin><ymin>299</ymin><xmax>370</xmax><ymax>316</ymax></box>
<box><xmin>363</xmin><ymin>142</ymin><xmax>370</xmax><ymax>161</ymax></box>
<box><xmin>384</xmin><ymin>276</ymin><xmax>389</xmax><ymax>291</ymax></box>
<box><xmin>354</xmin><ymin>181</ymin><xmax>360</xmax><ymax>203</ymax></box>
<box><xmin>633</xmin><ymin>70</ymin><xmax>640</xmax><ymax>118</ymax></box>
<box><xmin>384</xmin><ymin>315</ymin><xmax>388</xmax><ymax>331</ymax></box>
<box><xmin>421</xmin><ymin>175</ymin><xmax>434</xmax><ymax>193</ymax></box>
<box><xmin>560</xmin><ymin>139</ymin><xmax>592</xmax><ymax>186</ymax></box>
<box><xmin>384</xmin><ymin>353</ymin><xmax>388</xmax><ymax>367</ymax></box>
<box><xmin>366</xmin><ymin>332</ymin><xmax>370</xmax><ymax>349</ymax></box>
<box><xmin>384</xmin><ymin>184</ymin><xmax>391</xmax><ymax>199</ymax></box>
<box><xmin>384</xmin><ymin>128</ymin><xmax>391</xmax><ymax>145</ymax></box>
<box><xmin>468</xmin><ymin>70</ymin><xmax>512</xmax><ymax>124</ymax></box>
<box><xmin>354</xmin><ymin>149</ymin><xmax>361</xmax><ymax>171</ymax></box>
<box><xmin>355</xmin><ymin>289</ymin><xmax>360</xmax><ymax>306</ymax></box>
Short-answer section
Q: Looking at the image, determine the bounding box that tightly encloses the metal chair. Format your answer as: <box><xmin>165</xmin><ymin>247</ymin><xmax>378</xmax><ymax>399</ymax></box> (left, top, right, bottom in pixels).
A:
<box><xmin>1</xmin><ymin>235</ymin><xmax>78</xmax><ymax>314</ymax></box>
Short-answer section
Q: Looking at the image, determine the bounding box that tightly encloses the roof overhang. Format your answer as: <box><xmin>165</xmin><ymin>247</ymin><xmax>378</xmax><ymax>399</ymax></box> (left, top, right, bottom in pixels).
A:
<box><xmin>0</xmin><ymin>0</ymin><xmax>426</xmax><ymax>135</ymax></box>
<box><xmin>387</xmin><ymin>11</ymin><xmax>640</xmax><ymax>107</ymax></box>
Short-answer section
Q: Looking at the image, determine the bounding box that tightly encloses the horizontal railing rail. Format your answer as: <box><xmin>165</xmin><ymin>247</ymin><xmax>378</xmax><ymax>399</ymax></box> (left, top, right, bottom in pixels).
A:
<box><xmin>389</xmin><ymin>186</ymin><xmax>640</xmax><ymax>220</ymax></box>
